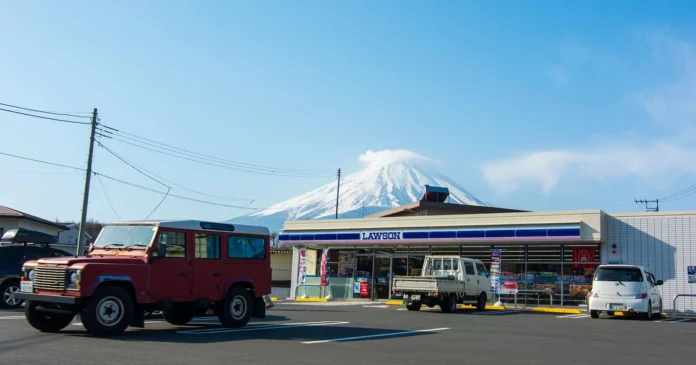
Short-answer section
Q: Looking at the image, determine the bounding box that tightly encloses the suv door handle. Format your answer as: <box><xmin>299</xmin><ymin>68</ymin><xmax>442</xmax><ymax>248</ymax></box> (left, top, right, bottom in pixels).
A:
<box><xmin>179</xmin><ymin>272</ymin><xmax>188</xmax><ymax>277</ymax></box>
<box><xmin>213</xmin><ymin>273</ymin><xmax>221</xmax><ymax>277</ymax></box>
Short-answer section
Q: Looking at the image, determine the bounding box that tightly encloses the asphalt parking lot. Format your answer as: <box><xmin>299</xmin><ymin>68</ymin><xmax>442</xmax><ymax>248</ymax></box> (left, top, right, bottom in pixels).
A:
<box><xmin>1</xmin><ymin>302</ymin><xmax>695</xmax><ymax>365</ymax></box>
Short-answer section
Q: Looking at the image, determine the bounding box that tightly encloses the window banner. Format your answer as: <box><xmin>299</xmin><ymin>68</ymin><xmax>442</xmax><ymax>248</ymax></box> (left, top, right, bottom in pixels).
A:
<box><xmin>298</xmin><ymin>247</ymin><xmax>307</xmax><ymax>284</ymax></box>
<box><xmin>572</xmin><ymin>247</ymin><xmax>596</xmax><ymax>269</ymax></box>
<box><xmin>490</xmin><ymin>249</ymin><xmax>502</xmax><ymax>295</ymax></box>
<box><xmin>320</xmin><ymin>248</ymin><xmax>330</xmax><ymax>287</ymax></box>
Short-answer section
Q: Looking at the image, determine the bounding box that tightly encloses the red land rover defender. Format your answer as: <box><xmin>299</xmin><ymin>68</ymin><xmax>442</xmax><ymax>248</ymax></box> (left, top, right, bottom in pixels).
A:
<box><xmin>15</xmin><ymin>220</ymin><xmax>271</xmax><ymax>337</ymax></box>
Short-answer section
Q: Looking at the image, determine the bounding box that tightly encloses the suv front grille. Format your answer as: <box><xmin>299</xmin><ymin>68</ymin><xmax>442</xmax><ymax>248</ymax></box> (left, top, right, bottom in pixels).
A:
<box><xmin>34</xmin><ymin>267</ymin><xmax>67</xmax><ymax>291</ymax></box>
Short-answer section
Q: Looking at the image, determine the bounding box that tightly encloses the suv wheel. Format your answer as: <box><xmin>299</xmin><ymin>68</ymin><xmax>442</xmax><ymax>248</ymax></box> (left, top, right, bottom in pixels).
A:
<box><xmin>218</xmin><ymin>288</ymin><xmax>252</xmax><ymax>328</ymax></box>
<box><xmin>162</xmin><ymin>304</ymin><xmax>195</xmax><ymax>325</ymax></box>
<box><xmin>81</xmin><ymin>286</ymin><xmax>134</xmax><ymax>337</ymax></box>
<box><xmin>1</xmin><ymin>280</ymin><xmax>23</xmax><ymax>309</ymax></box>
<box><xmin>24</xmin><ymin>301</ymin><xmax>74</xmax><ymax>332</ymax></box>
<box><xmin>477</xmin><ymin>293</ymin><xmax>487</xmax><ymax>311</ymax></box>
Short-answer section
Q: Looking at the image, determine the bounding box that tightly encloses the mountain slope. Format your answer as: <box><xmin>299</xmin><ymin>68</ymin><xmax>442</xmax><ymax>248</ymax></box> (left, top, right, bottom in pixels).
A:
<box><xmin>230</xmin><ymin>150</ymin><xmax>490</xmax><ymax>232</ymax></box>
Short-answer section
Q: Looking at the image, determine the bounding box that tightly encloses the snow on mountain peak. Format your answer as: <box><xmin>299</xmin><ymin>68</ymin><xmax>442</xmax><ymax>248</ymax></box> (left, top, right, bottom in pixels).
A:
<box><xmin>230</xmin><ymin>149</ymin><xmax>490</xmax><ymax>232</ymax></box>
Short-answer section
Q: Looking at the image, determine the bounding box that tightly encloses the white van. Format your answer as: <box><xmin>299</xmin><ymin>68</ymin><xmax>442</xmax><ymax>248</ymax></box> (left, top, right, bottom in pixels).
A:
<box><xmin>588</xmin><ymin>265</ymin><xmax>663</xmax><ymax>319</ymax></box>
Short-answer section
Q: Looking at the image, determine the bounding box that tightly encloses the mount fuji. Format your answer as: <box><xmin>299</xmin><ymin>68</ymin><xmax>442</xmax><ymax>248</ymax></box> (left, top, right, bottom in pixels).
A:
<box><xmin>229</xmin><ymin>150</ymin><xmax>491</xmax><ymax>233</ymax></box>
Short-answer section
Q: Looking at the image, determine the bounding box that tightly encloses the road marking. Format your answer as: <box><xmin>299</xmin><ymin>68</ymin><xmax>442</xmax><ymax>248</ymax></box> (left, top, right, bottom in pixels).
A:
<box><xmin>0</xmin><ymin>316</ymin><xmax>25</xmax><ymax>320</ymax></box>
<box><xmin>73</xmin><ymin>320</ymin><xmax>163</xmax><ymax>326</ymax></box>
<box><xmin>178</xmin><ymin>320</ymin><xmax>349</xmax><ymax>335</ymax></box>
<box><xmin>302</xmin><ymin>327</ymin><xmax>450</xmax><ymax>344</ymax></box>
<box><xmin>363</xmin><ymin>305</ymin><xmax>389</xmax><ymax>308</ymax></box>
<box><xmin>656</xmin><ymin>318</ymin><xmax>690</xmax><ymax>323</ymax></box>
<box><xmin>557</xmin><ymin>314</ymin><xmax>591</xmax><ymax>319</ymax></box>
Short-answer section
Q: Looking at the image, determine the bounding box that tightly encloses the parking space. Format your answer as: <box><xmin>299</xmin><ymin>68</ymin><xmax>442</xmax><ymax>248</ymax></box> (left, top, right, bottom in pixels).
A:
<box><xmin>1</xmin><ymin>303</ymin><xmax>695</xmax><ymax>365</ymax></box>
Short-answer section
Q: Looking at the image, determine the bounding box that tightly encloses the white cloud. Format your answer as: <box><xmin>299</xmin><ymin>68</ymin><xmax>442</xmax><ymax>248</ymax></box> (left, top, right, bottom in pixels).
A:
<box><xmin>490</xmin><ymin>33</ymin><xmax>696</xmax><ymax>194</ymax></box>
<box><xmin>359</xmin><ymin>149</ymin><xmax>437</xmax><ymax>166</ymax></box>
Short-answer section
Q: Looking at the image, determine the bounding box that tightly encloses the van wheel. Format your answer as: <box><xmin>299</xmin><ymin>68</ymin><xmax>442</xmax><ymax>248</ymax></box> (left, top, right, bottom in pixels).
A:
<box><xmin>441</xmin><ymin>296</ymin><xmax>457</xmax><ymax>313</ymax></box>
<box><xmin>162</xmin><ymin>304</ymin><xmax>195</xmax><ymax>325</ymax></box>
<box><xmin>477</xmin><ymin>293</ymin><xmax>487</xmax><ymax>311</ymax></box>
<box><xmin>81</xmin><ymin>286</ymin><xmax>134</xmax><ymax>337</ymax></box>
<box><xmin>218</xmin><ymin>288</ymin><xmax>252</xmax><ymax>328</ymax></box>
<box><xmin>590</xmin><ymin>310</ymin><xmax>600</xmax><ymax>319</ymax></box>
<box><xmin>24</xmin><ymin>301</ymin><xmax>74</xmax><ymax>332</ymax></box>
<box><xmin>406</xmin><ymin>302</ymin><xmax>421</xmax><ymax>311</ymax></box>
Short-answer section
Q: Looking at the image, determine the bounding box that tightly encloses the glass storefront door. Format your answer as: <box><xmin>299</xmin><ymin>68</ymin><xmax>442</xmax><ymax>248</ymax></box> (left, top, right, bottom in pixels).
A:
<box><xmin>373</xmin><ymin>256</ymin><xmax>391</xmax><ymax>300</ymax></box>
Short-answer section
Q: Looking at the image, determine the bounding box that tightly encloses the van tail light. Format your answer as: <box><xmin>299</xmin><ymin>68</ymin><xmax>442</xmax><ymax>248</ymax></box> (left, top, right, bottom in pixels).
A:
<box><xmin>636</xmin><ymin>293</ymin><xmax>648</xmax><ymax>299</ymax></box>
<box><xmin>589</xmin><ymin>291</ymin><xmax>599</xmax><ymax>298</ymax></box>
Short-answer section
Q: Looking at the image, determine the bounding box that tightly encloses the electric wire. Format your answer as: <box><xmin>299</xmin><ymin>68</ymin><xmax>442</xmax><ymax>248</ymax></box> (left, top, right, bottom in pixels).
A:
<box><xmin>97</xmin><ymin>141</ymin><xmax>170</xmax><ymax>189</ymax></box>
<box><xmin>96</xmin><ymin>174</ymin><xmax>123</xmax><ymax>221</ymax></box>
<box><xmin>0</xmin><ymin>151</ymin><xmax>84</xmax><ymax>171</ymax></box>
<box><xmin>145</xmin><ymin>187</ymin><xmax>170</xmax><ymax>220</ymax></box>
<box><xmin>660</xmin><ymin>184</ymin><xmax>696</xmax><ymax>203</ymax></box>
<box><xmin>0</xmin><ymin>107</ymin><xmax>91</xmax><ymax>125</ymax></box>
<box><xmin>0</xmin><ymin>102</ymin><xmax>92</xmax><ymax>118</ymax></box>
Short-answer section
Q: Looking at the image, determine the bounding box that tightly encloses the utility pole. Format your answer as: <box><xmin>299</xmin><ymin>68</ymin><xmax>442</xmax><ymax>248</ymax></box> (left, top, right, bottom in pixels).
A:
<box><xmin>335</xmin><ymin>168</ymin><xmax>341</xmax><ymax>219</ymax></box>
<box><xmin>635</xmin><ymin>198</ymin><xmax>659</xmax><ymax>212</ymax></box>
<box><xmin>77</xmin><ymin>108</ymin><xmax>98</xmax><ymax>256</ymax></box>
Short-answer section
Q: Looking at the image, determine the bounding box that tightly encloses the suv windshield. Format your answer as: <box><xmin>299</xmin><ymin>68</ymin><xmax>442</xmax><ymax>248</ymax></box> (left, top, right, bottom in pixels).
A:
<box><xmin>595</xmin><ymin>267</ymin><xmax>643</xmax><ymax>282</ymax></box>
<box><xmin>94</xmin><ymin>225</ymin><xmax>157</xmax><ymax>248</ymax></box>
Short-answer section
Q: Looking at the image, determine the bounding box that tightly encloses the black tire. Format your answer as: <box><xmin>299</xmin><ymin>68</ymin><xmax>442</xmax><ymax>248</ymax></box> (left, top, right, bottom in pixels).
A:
<box><xmin>1</xmin><ymin>280</ymin><xmax>23</xmax><ymax>309</ymax></box>
<box><xmin>24</xmin><ymin>301</ymin><xmax>74</xmax><ymax>332</ymax></box>
<box><xmin>406</xmin><ymin>302</ymin><xmax>421</xmax><ymax>311</ymax></box>
<box><xmin>441</xmin><ymin>295</ymin><xmax>457</xmax><ymax>313</ymax></box>
<box><xmin>477</xmin><ymin>293</ymin><xmax>487</xmax><ymax>311</ymax></box>
<box><xmin>162</xmin><ymin>304</ymin><xmax>195</xmax><ymax>325</ymax></box>
<box><xmin>590</xmin><ymin>310</ymin><xmax>600</xmax><ymax>319</ymax></box>
<box><xmin>81</xmin><ymin>286</ymin><xmax>134</xmax><ymax>337</ymax></box>
<box><xmin>644</xmin><ymin>302</ymin><xmax>654</xmax><ymax>320</ymax></box>
<box><xmin>607</xmin><ymin>311</ymin><xmax>615</xmax><ymax>316</ymax></box>
<box><xmin>218</xmin><ymin>287</ymin><xmax>252</xmax><ymax>328</ymax></box>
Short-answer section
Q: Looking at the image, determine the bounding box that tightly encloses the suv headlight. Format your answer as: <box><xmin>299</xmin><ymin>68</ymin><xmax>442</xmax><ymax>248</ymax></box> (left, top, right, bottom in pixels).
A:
<box><xmin>27</xmin><ymin>269</ymin><xmax>36</xmax><ymax>281</ymax></box>
<box><xmin>69</xmin><ymin>270</ymin><xmax>82</xmax><ymax>286</ymax></box>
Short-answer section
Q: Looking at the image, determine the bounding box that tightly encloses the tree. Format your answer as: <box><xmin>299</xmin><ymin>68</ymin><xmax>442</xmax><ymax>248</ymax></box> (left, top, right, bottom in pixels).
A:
<box><xmin>270</xmin><ymin>232</ymin><xmax>278</xmax><ymax>247</ymax></box>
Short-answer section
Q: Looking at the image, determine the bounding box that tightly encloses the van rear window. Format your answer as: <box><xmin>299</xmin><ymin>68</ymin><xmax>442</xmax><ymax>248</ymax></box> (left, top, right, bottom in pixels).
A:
<box><xmin>595</xmin><ymin>267</ymin><xmax>643</xmax><ymax>282</ymax></box>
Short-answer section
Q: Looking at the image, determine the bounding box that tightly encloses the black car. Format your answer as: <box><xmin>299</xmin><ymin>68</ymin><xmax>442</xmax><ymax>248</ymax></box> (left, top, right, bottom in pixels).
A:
<box><xmin>1</xmin><ymin>229</ymin><xmax>73</xmax><ymax>309</ymax></box>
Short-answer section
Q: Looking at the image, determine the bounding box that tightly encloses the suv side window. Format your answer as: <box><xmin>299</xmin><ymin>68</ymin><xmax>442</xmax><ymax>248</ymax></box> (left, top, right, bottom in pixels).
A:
<box><xmin>228</xmin><ymin>235</ymin><xmax>266</xmax><ymax>260</ymax></box>
<box><xmin>195</xmin><ymin>234</ymin><xmax>220</xmax><ymax>259</ymax></box>
<box><xmin>0</xmin><ymin>247</ymin><xmax>21</xmax><ymax>265</ymax></box>
<box><xmin>157</xmin><ymin>231</ymin><xmax>187</xmax><ymax>258</ymax></box>
<box><xmin>465</xmin><ymin>262</ymin><xmax>475</xmax><ymax>276</ymax></box>
<box><xmin>476</xmin><ymin>262</ymin><xmax>489</xmax><ymax>277</ymax></box>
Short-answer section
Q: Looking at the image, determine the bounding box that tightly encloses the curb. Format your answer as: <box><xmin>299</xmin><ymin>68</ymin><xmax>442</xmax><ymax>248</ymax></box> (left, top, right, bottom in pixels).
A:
<box><xmin>270</xmin><ymin>297</ymin><xmax>279</xmax><ymax>301</ymax></box>
<box><xmin>386</xmin><ymin>300</ymin><xmax>504</xmax><ymax>310</ymax></box>
<box><xmin>532</xmin><ymin>308</ymin><xmax>584</xmax><ymax>314</ymax></box>
<box><xmin>294</xmin><ymin>298</ymin><xmax>329</xmax><ymax>303</ymax></box>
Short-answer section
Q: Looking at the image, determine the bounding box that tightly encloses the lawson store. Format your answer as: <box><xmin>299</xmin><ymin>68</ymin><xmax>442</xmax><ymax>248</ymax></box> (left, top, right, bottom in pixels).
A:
<box><xmin>278</xmin><ymin>200</ymin><xmax>696</xmax><ymax>313</ymax></box>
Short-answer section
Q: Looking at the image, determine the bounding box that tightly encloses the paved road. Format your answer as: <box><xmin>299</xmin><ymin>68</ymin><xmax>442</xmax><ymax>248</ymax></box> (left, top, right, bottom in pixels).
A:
<box><xmin>1</xmin><ymin>303</ymin><xmax>694</xmax><ymax>365</ymax></box>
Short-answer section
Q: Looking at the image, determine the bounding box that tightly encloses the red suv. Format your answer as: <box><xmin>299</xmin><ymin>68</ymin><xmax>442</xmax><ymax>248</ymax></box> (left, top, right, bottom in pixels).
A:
<box><xmin>16</xmin><ymin>220</ymin><xmax>271</xmax><ymax>336</ymax></box>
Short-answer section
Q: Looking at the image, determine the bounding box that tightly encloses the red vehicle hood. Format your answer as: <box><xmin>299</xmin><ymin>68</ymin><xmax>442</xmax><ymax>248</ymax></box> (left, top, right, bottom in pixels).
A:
<box><xmin>37</xmin><ymin>256</ymin><xmax>146</xmax><ymax>266</ymax></box>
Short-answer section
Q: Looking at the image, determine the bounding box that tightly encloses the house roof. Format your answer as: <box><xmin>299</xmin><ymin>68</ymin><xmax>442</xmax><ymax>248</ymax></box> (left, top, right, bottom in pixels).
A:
<box><xmin>367</xmin><ymin>201</ymin><xmax>527</xmax><ymax>218</ymax></box>
<box><xmin>0</xmin><ymin>206</ymin><xmax>69</xmax><ymax>230</ymax></box>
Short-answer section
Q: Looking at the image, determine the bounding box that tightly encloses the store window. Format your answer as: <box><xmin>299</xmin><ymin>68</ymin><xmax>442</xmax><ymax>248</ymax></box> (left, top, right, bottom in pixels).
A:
<box><xmin>432</xmin><ymin>245</ymin><xmax>459</xmax><ymax>255</ymax></box>
<box><xmin>460</xmin><ymin>245</ymin><xmax>493</xmax><ymax>262</ymax></box>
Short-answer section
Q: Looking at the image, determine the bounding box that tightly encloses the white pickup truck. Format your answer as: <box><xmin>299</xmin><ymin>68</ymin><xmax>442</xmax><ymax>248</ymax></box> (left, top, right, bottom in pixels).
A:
<box><xmin>392</xmin><ymin>255</ymin><xmax>492</xmax><ymax>313</ymax></box>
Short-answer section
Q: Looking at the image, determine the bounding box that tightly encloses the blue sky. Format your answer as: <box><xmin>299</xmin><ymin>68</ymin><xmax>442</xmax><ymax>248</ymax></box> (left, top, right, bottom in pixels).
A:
<box><xmin>1</xmin><ymin>0</ymin><xmax>696</xmax><ymax>223</ymax></box>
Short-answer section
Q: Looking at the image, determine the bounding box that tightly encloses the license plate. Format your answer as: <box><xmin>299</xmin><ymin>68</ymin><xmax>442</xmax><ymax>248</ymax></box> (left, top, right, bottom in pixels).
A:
<box><xmin>609</xmin><ymin>303</ymin><xmax>625</xmax><ymax>310</ymax></box>
<box><xmin>411</xmin><ymin>294</ymin><xmax>421</xmax><ymax>301</ymax></box>
<box><xmin>20</xmin><ymin>281</ymin><xmax>33</xmax><ymax>293</ymax></box>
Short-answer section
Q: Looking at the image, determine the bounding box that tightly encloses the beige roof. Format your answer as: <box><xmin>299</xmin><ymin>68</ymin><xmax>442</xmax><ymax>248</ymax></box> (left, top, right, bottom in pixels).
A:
<box><xmin>0</xmin><ymin>205</ymin><xmax>68</xmax><ymax>230</ymax></box>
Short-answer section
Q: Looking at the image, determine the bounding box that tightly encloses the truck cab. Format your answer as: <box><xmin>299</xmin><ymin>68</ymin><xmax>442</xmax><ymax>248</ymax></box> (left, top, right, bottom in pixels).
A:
<box><xmin>16</xmin><ymin>220</ymin><xmax>272</xmax><ymax>337</ymax></box>
<box><xmin>393</xmin><ymin>255</ymin><xmax>491</xmax><ymax>313</ymax></box>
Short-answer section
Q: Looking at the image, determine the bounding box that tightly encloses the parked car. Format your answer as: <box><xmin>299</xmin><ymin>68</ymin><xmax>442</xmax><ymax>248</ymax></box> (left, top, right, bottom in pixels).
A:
<box><xmin>588</xmin><ymin>264</ymin><xmax>663</xmax><ymax>319</ymax></box>
<box><xmin>16</xmin><ymin>220</ymin><xmax>272</xmax><ymax>337</ymax></box>
<box><xmin>393</xmin><ymin>255</ymin><xmax>491</xmax><ymax>313</ymax></box>
<box><xmin>1</xmin><ymin>229</ymin><xmax>73</xmax><ymax>309</ymax></box>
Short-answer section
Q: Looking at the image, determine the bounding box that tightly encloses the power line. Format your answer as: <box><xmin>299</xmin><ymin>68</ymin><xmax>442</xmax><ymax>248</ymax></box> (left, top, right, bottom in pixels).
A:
<box><xmin>660</xmin><ymin>184</ymin><xmax>696</xmax><ymax>203</ymax></box>
<box><xmin>93</xmin><ymin>172</ymin><xmax>258</xmax><ymax>210</ymax></box>
<box><xmin>96</xmin><ymin>174</ymin><xmax>123</xmax><ymax>221</ymax></box>
<box><xmin>0</xmin><ymin>102</ymin><xmax>92</xmax><ymax>119</ymax></box>
<box><xmin>98</xmin><ymin>124</ymin><xmax>334</xmax><ymax>175</ymax></box>
<box><xmin>97</xmin><ymin>141</ymin><xmax>253</xmax><ymax>202</ymax></box>
<box><xmin>145</xmin><ymin>187</ymin><xmax>170</xmax><ymax>220</ymax></box>
<box><xmin>0</xmin><ymin>107</ymin><xmax>91</xmax><ymax>125</ymax></box>
<box><xmin>0</xmin><ymin>151</ymin><xmax>84</xmax><ymax>171</ymax></box>
<box><xmin>97</xmin><ymin>141</ymin><xmax>170</xmax><ymax>189</ymax></box>
<box><xmin>96</xmin><ymin>131</ymin><xmax>336</xmax><ymax>177</ymax></box>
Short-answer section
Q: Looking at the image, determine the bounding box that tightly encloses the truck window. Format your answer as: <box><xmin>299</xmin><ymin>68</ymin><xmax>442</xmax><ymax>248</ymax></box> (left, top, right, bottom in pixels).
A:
<box><xmin>195</xmin><ymin>234</ymin><xmax>220</xmax><ymax>259</ymax></box>
<box><xmin>443</xmin><ymin>258</ymin><xmax>452</xmax><ymax>270</ymax></box>
<box><xmin>432</xmin><ymin>258</ymin><xmax>442</xmax><ymax>271</ymax></box>
<box><xmin>453</xmin><ymin>259</ymin><xmax>459</xmax><ymax>271</ymax></box>
<box><xmin>476</xmin><ymin>262</ymin><xmax>489</xmax><ymax>277</ymax></box>
<box><xmin>228</xmin><ymin>235</ymin><xmax>266</xmax><ymax>259</ymax></box>
<box><xmin>157</xmin><ymin>231</ymin><xmax>187</xmax><ymax>258</ymax></box>
<box><xmin>465</xmin><ymin>262</ymin><xmax>475</xmax><ymax>276</ymax></box>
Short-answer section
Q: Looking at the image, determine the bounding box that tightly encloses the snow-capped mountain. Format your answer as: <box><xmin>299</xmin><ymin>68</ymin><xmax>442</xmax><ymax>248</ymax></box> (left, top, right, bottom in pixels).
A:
<box><xmin>230</xmin><ymin>150</ymin><xmax>490</xmax><ymax>232</ymax></box>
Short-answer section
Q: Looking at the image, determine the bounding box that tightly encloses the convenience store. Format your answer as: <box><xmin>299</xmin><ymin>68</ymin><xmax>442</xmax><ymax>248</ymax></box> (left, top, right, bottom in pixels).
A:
<box><xmin>278</xmin><ymin>190</ymin><xmax>696</xmax><ymax>312</ymax></box>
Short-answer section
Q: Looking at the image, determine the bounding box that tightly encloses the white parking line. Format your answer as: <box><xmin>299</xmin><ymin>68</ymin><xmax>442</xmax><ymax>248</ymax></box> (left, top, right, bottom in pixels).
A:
<box><xmin>363</xmin><ymin>305</ymin><xmax>389</xmax><ymax>309</ymax></box>
<box><xmin>655</xmin><ymin>318</ymin><xmax>690</xmax><ymax>323</ymax></box>
<box><xmin>178</xmin><ymin>320</ymin><xmax>350</xmax><ymax>335</ymax></box>
<box><xmin>557</xmin><ymin>314</ymin><xmax>591</xmax><ymax>319</ymax></box>
<box><xmin>0</xmin><ymin>316</ymin><xmax>25</xmax><ymax>320</ymax></box>
<box><xmin>73</xmin><ymin>320</ymin><xmax>163</xmax><ymax>326</ymax></box>
<box><xmin>302</xmin><ymin>327</ymin><xmax>450</xmax><ymax>344</ymax></box>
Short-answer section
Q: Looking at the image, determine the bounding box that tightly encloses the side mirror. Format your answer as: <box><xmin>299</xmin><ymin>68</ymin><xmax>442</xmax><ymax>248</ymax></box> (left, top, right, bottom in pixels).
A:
<box><xmin>656</xmin><ymin>280</ymin><xmax>664</xmax><ymax>286</ymax></box>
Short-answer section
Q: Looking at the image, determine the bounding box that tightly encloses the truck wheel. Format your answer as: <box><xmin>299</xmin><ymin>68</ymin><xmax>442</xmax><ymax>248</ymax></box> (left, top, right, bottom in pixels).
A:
<box><xmin>81</xmin><ymin>286</ymin><xmax>134</xmax><ymax>337</ymax></box>
<box><xmin>24</xmin><ymin>301</ymin><xmax>74</xmax><ymax>332</ymax></box>
<box><xmin>162</xmin><ymin>304</ymin><xmax>195</xmax><ymax>325</ymax></box>
<box><xmin>477</xmin><ymin>293</ymin><xmax>487</xmax><ymax>311</ymax></box>
<box><xmin>441</xmin><ymin>295</ymin><xmax>457</xmax><ymax>313</ymax></box>
<box><xmin>218</xmin><ymin>288</ymin><xmax>252</xmax><ymax>328</ymax></box>
<box><xmin>406</xmin><ymin>302</ymin><xmax>421</xmax><ymax>311</ymax></box>
<box><xmin>1</xmin><ymin>280</ymin><xmax>23</xmax><ymax>309</ymax></box>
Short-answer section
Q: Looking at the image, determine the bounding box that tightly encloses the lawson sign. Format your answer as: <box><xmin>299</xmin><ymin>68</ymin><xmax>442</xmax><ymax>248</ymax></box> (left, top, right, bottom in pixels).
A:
<box><xmin>361</xmin><ymin>231</ymin><xmax>403</xmax><ymax>240</ymax></box>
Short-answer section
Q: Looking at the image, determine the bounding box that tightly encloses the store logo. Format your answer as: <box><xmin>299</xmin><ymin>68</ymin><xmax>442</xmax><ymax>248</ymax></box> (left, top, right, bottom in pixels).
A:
<box><xmin>361</xmin><ymin>231</ymin><xmax>402</xmax><ymax>240</ymax></box>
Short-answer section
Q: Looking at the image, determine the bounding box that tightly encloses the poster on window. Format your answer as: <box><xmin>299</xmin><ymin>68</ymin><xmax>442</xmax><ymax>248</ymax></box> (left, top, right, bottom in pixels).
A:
<box><xmin>298</xmin><ymin>248</ymin><xmax>307</xmax><ymax>284</ymax></box>
<box><xmin>500</xmin><ymin>280</ymin><xmax>518</xmax><ymax>295</ymax></box>
<box><xmin>490</xmin><ymin>249</ymin><xmax>501</xmax><ymax>295</ymax></box>
<box><xmin>688</xmin><ymin>266</ymin><xmax>696</xmax><ymax>284</ymax></box>
<box><xmin>572</xmin><ymin>247</ymin><xmax>596</xmax><ymax>268</ymax></box>
<box><xmin>320</xmin><ymin>248</ymin><xmax>330</xmax><ymax>287</ymax></box>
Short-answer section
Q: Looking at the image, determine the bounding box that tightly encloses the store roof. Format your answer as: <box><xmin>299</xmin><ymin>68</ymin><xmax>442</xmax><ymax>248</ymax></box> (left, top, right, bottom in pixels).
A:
<box><xmin>367</xmin><ymin>200</ymin><xmax>527</xmax><ymax>218</ymax></box>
